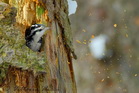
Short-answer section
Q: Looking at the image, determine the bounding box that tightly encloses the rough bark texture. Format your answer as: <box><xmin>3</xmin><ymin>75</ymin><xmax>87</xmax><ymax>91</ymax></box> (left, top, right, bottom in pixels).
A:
<box><xmin>0</xmin><ymin>0</ymin><xmax>76</xmax><ymax>93</ymax></box>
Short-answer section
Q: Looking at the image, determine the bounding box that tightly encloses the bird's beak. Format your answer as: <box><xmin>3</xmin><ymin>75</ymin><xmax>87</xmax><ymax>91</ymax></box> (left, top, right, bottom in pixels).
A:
<box><xmin>44</xmin><ymin>27</ymin><xmax>50</xmax><ymax>31</ymax></box>
<box><xmin>43</xmin><ymin>27</ymin><xmax>50</xmax><ymax>35</ymax></box>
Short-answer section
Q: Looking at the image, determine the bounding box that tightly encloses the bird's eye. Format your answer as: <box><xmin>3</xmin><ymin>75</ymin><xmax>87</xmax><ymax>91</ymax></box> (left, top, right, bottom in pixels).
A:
<box><xmin>30</xmin><ymin>26</ymin><xmax>36</xmax><ymax>30</ymax></box>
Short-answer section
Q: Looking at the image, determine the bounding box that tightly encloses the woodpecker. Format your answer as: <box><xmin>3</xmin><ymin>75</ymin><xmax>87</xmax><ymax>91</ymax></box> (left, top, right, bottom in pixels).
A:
<box><xmin>25</xmin><ymin>24</ymin><xmax>49</xmax><ymax>52</ymax></box>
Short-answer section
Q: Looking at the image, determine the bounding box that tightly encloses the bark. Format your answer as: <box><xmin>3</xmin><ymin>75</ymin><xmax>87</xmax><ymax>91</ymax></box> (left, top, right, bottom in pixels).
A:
<box><xmin>0</xmin><ymin>0</ymin><xmax>76</xmax><ymax>93</ymax></box>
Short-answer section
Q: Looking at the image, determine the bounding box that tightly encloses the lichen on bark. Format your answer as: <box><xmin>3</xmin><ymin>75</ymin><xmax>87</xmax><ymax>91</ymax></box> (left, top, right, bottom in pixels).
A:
<box><xmin>0</xmin><ymin>1</ymin><xmax>48</xmax><ymax>86</ymax></box>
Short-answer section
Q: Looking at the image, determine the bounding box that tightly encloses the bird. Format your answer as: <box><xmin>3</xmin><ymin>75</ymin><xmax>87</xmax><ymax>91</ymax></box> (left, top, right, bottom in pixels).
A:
<box><xmin>25</xmin><ymin>24</ymin><xmax>49</xmax><ymax>52</ymax></box>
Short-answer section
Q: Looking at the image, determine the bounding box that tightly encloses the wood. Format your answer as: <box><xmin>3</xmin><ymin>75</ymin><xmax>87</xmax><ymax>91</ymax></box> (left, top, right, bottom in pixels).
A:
<box><xmin>0</xmin><ymin>0</ymin><xmax>76</xmax><ymax>93</ymax></box>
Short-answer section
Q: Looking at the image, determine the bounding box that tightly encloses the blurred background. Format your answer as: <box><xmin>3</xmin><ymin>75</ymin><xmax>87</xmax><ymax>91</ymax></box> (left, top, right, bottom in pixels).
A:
<box><xmin>69</xmin><ymin>0</ymin><xmax>139</xmax><ymax>93</ymax></box>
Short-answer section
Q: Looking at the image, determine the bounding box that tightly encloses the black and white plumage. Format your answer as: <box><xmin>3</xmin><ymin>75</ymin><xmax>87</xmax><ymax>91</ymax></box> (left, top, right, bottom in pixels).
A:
<box><xmin>25</xmin><ymin>24</ymin><xmax>49</xmax><ymax>52</ymax></box>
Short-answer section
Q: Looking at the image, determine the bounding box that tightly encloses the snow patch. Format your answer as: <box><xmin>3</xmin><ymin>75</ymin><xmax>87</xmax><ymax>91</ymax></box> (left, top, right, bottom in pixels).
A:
<box><xmin>67</xmin><ymin>0</ymin><xmax>77</xmax><ymax>16</ymax></box>
<box><xmin>89</xmin><ymin>34</ymin><xmax>108</xmax><ymax>59</ymax></box>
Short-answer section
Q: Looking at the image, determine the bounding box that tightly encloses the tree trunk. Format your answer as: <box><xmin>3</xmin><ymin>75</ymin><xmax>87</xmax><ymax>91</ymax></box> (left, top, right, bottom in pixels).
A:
<box><xmin>0</xmin><ymin>0</ymin><xmax>76</xmax><ymax>93</ymax></box>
